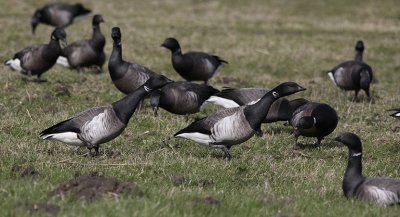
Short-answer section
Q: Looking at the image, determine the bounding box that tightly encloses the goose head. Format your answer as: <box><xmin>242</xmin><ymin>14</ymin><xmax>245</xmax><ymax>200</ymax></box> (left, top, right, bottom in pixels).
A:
<box><xmin>161</xmin><ymin>37</ymin><xmax>181</xmax><ymax>53</ymax></box>
<box><xmin>52</xmin><ymin>27</ymin><xmax>68</xmax><ymax>47</ymax></box>
<box><xmin>270</xmin><ymin>82</ymin><xmax>306</xmax><ymax>99</ymax></box>
<box><xmin>143</xmin><ymin>75</ymin><xmax>173</xmax><ymax>93</ymax></box>
<box><xmin>92</xmin><ymin>14</ymin><xmax>104</xmax><ymax>26</ymax></box>
<box><xmin>335</xmin><ymin>132</ymin><xmax>363</xmax><ymax>154</ymax></box>
<box><xmin>355</xmin><ymin>40</ymin><xmax>364</xmax><ymax>53</ymax></box>
<box><xmin>31</xmin><ymin>9</ymin><xmax>43</xmax><ymax>34</ymax></box>
<box><xmin>111</xmin><ymin>27</ymin><xmax>121</xmax><ymax>44</ymax></box>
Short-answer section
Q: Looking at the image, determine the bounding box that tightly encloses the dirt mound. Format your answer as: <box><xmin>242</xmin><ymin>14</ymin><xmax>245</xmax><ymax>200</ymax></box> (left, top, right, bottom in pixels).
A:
<box><xmin>48</xmin><ymin>172</ymin><xmax>142</xmax><ymax>202</ymax></box>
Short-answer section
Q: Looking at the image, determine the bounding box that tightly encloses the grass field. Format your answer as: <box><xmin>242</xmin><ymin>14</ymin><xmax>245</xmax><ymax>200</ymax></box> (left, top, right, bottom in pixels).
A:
<box><xmin>1</xmin><ymin>0</ymin><xmax>400</xmax><ymax>216</ymax></box>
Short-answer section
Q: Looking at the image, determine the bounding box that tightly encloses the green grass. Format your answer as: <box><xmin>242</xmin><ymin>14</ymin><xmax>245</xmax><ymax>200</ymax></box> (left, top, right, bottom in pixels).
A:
<box><xmin>1</xmin><ymin>0</ymin><xmax>400</xmax><ymax>216</ymax></box>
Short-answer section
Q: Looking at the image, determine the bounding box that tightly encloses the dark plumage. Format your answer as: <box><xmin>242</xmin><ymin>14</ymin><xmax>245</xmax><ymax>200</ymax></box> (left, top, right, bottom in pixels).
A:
<box><xmin>5</xmin><ymin>28</ymin><xmax>67</xmax><ymax>82</ymax></box>
<box><xmin>289</xmin><ymin>101</ymin><xmax>338</xmax><ymax>148</ymax></box>
<box><xmin>56</xmin><ymin>15</ymin><xmax>105</xmax><ymax>72</ymax></box>
<box><xmin>31</xmin><ymin>3</ymin><xmax>91</xmax><ymax>34</ymax></box>
<box><xmin>174</xmin><ymin>82</ymin><xmax>305</xmax><ymax>160</ymax></box>
<box><xmin>388</xmin><ymin>108</ymin><xmax>400</xmax><ymax>118</ymax></box>
<box><xmin>40</xmin><ymin>75</ymin><xmax>172</xmax><ymax>156</ymax></box>
<box><xmin>328</xmin><ymin>40</ymin><xmax>373</xmax><ymax>100</ymax></box>
<box><xmin>108</xmin><ymin>27</ymin><xmax>160</xmax><ymax>94</ymax></box>
<box><xmin>150</xmin><ymin>81</ymin><xmax>219</xmax><ymax>119</ymax></box>
<box><xmin>161</xmin><ymin>37</ymin><xmax>228</xmax><ymax>84</ymax></box>
<box><xmin>335</xmin><ymin>132</ymin><xmax>400</xmax><ymax>205</ymax></box>
<box><xmin>206</xmin><ymin>87</ymin><xmax>293</xmax><ymax>123</ymax></box>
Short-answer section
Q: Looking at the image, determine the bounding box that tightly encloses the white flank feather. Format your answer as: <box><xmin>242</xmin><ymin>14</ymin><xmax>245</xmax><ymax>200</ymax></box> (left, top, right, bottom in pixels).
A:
<box><xmin>327</xmin><ymin>72</ymin><xmax>336</xmax><ymax>85</ymax></box>
<box><xmin>175</xmin><ymin>133</ymin><xmax>211</xmax><ymax>145</ymax></box>
<box><xmin>365</xmin><ymin>185</ymin><xmax>399</xmax><ymax>205</ymax></box>
<box><xmin>56</xmin><ymin>56</ymin><xmax>70</xmax><ymax>67</ymax></box>
<box><xmin>247</xmin><ymin>98</ymin><xmax>261</xmax><ymax>105</ymax></box>
<box><xmin>41</xmin><ymin>132</ymin><xmax>84</xmax><ymax>146</ymax></box>
<box><xmin>5</xmin><ymin>58</ymin><xmax>23</xmax><ymax>72</ymax></box>
<box><xmin>395</xmin><ymin>112</ymin><xmax>400</xmax><ymax>117</ymax></box>
<box><xmin>206</xmin><ymin>96</ymin><xmax>239</xmax><ymax>108</ymax></box>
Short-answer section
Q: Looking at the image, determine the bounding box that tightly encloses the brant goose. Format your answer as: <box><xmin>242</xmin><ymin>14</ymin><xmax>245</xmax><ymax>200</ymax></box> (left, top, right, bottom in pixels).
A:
<box><xmin>31</xmin><ymin>3</ymin><xmax>91</xmax><ymax>34</ymax></box>
<box><xmin>56</xmin><ymin>15</ymin><xmax>105</xmax><ymax>72</ymax></box>
<box><xmin>328</xmin><ymin>41</ymin><xmax>373</xmax><ymax>101</ymax></box>
<box><xmin>206</xmin><ymin>87</ymin><xmax>293</xmax><ymax>123</ymax></box>
<box><xmin>290</xmin><ymin>101</ymin><xmax>338</xmax><ymax>149</ymax></box>
<box><xmin>335</xmin><ymin>132</ymin><xmax>400</xmax><ymax>205</ymax></box>
<box><xmin>108</xmin><ymin>27</ymin><xmax>160</xmax><ymax>95</ymax></box>
<box><xmin>388</xmin><ymin>108</ymin><xmax>400</xmax><ymax>118</ymax></box>
<box><xmin>174</xmin><ymin>82</ymin><xmax>305</xmax><ymax>160</ymax></box>
<box><xmin>40</xmin><ymin>75</ymin><xmax>172</xmax><ymax>156</ymax></box>
<box><xmin>161</xmin><ymin>37</ymin><xmax>228</xmax><ymax>84</ymax></box>
<box><xmin>5</xmin><ymin>28</ymin><xmax>67</xmax><ymax>82</ymax></box>
<box><xmin>150</xmin><ymin>81</ymin><xmax>219</xmax><ymax>120</ymax></box>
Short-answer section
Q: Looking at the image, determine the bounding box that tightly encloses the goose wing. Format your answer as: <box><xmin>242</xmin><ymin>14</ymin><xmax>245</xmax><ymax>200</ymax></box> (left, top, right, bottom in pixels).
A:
<box><xmin>359</xmin><ymin>177</ymin><xmax>400</xmax><ymax>205</ymax></box>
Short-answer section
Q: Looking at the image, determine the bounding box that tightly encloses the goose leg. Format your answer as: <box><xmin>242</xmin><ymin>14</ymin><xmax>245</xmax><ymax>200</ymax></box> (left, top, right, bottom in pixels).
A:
<box><xmin>209</xmin><ymin>143</ymin><xmax>232</xmax><ymax>160</ymax></box>
<box><xmin>314</xmin><ymin>137</ymin><xmax>322</xmax><ymax>148</ymax></box>
<box><xmin>152</xmin><ymin>106</ymin><xmax>158</xmax><ymax>116</ymax></box>
<box><xmin>255</xmin><ymin>128</ymin><xmax>263</xmax><ymax>137</ymax></box>
<box><xmin>352</xmin><ymin>90</ymin><xmax>359</xmax><ymax>102</ymax></box>
<box><xmin>184</xmin><ymin>114</ymin><xmax>190</xmax><ymax>122</ymax></box>
<box><xmin>94</xmin><ymin>145</ymin><xmax>100</xmax><ymax>156</ymax></box>
<box><xmin>293</xmin><ymin>130</ymin><xmax>301</xmax><ymax>150</ymax></box>
<box><xmin>33</xmin><ymin>74</ymin><xmax>47</xmax><ymax>83</ymax></box>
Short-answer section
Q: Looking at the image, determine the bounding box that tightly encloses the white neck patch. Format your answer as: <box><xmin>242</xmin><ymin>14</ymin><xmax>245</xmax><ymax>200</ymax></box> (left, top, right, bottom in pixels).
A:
<box><xmin>51</xmin><ymin>35</ymin><xmax>56</xmax><ymax>40</ymax></box>
<box><xmin>144</xmin><ymin>86</ymin><xmax>152</xmax><ymax>92</ymax></box>
<box><xmin>313</xmin><ymin>117</ymin><xmax>317</xmax><ymax>124</ymax></box>
<box><xmin>352</xmin><ymin>152</ymin><xmax>362</xmax><ymax>157</ymax></box>
<box><xmin>272</xmin><ymin>91</ymin><xmax>279</xmax><ymax>98</ymax></box>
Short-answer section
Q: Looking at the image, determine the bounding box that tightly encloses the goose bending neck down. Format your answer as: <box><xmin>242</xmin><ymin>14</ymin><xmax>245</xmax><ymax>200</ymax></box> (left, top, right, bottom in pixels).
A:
<box><xmin>40</xmin><ymin>75</ymin><xmax>172</xmax><ymax>156</ymax></box>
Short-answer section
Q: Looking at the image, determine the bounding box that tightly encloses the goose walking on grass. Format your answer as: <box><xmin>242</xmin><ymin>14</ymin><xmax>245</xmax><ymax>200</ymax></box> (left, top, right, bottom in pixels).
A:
<box><xmin>388</xmin><ymin>108</ymin><xmax>400</xmax><ymax>118</ymax></box>
<box><xmin>327</xmin><ymin>40</ymin><xmax>373</xmax><ymax>101</ymax></box>
<box><xmin>174</xmin><ymin>82</ymin><xmax>306</xmax><ymax>160</ymax></box>
<box><xmin>161</xmin><ymin>37</ymin><xmax>228</xmax><ymax>84</ymax></box>
<box><xmin>5</xmin><ymin>28</ymin><xmax>67</xmax><ymax>82</ymax></box>
<box><xmin>56</xmin><ymin>15</ymin><xmax>105</xmax><ymax>72</ymax></box>
<box><xmin>335</xmin><ymin>132</ymin><xmax>400</xmax><ymax>205</ymax></box>
<box><xmin>31</xmin><ymin>3</ymin><xmax>91</xmax><ymax>34</ymax></box>
<box><xmin>108</xmin><ymin>27</ymin><xmax>160</xmax><ymax>95</ymax></box>
<box><xmin>289</xmin><ymin>101</ymin><xmax>338</xmax><ymax>149</ymax></box>
<box><xmin>40</xmin><ymin>75</ymin><xmax>172</xmax><ymax>156</ymax></box>
<box><xmin>150</xmin><ymin>81</ymin><xmax>219</xmax><ymax>120</ymax></box>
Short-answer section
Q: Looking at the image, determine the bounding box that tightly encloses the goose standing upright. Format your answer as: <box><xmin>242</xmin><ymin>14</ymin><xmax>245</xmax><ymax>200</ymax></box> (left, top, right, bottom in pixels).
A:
<box><xmin>40</xmin><ymin>75</ymin><xmax>172</xmax><ymax>156</ymax></box>
<box><xmin>108</xmin><ymin>27</ymin><xmax>160</xmax><ymax>95</ymax></box>
<box><xmin>335</xmin><ymin>132</ymin><xmax>400</xmax><ymax>205</ymax></box>
<box><xmin>289</xmin><ymin>101</ymin><xmax>338</xmax><ymax>149</ymax></box>
<box><xmin>150</xmin><ymin>81</ymin><xmax>219</xmax><ymax>120</ymax></box>
<box><xmin>174</xmin><ymin>82</ymin><xmax>306</xmax><ymax>160</ymax></box>
<box><xmin>327</xmin><ymin>40</ymin><xmax>373</xmax><ymax>101</ymax></box>
<box><xmin>56</xmin><ymin>15</ymin><xmax>106</xmax><ymax>72</ymax></box>
<box><xmin>161</xmin><ymin>37</ymin><xmax>228</xmax><ymax>84</ymax></box>
<box><xmin>5</xmin><ymin>28</ymin><xmax>67</xmax><ymax>82</ymax></box>
<box><xmin>31</xmin><ymin>3</ymin><xmax>91</xmax><ymax>34</ymax></box>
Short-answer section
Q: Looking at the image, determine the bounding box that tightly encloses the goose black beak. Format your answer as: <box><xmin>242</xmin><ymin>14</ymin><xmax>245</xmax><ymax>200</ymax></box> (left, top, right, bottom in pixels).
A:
<box><xmin>31</xmin><ymin>20</ymin><xmax>39</xmax><ymax>35</ymax></box>
<box><xmin>334</xmin><ymin>136</ymin><xmax>342</xmax><ymax>143</ymax></box>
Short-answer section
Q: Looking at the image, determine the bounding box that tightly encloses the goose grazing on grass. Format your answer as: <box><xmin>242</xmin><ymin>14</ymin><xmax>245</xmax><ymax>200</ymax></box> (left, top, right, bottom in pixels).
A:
<box><xmin>388</xmin><ymin>108</ymin><xmax>400</xmax><ymax>118</ymax></box>
<box><xmin>327</xmin><ymin>40</ymin><xmax>373</xmax><ymax>101</ymax></box>
<box><xmin>40</xmin><ymin>75</ymin><xmax>172</xmax><ymax>156</ymax></box>
<box><xmin>5</xmin><ymin>28</ymin><xmax>67</xmax><ymax>82</ymax></box>
<box><xmin>174</xmin><ymin>82</ymin><xmax>306</xmax><ymax>160</ymax></box>
<box><xmin>335</xmin><ymin>132</ymin><xmax>400</xmax><ymax>205</ymax></box>
<box><xmin>150</xmin><ymin>81</ymin><xmax>219</xmax><ymax>120</ymax></box>
<box><xmin>289</xmin><ymin>101</ymin><xmax>338</xmax><ymax>149</ymax></box>
<box><xmin>56</xmin><ymin>14</ymin><xmax>105</xmax><ymax>72</ymax></box>
<box><xmin>108</xmin><ymin>27</ymin><xmax>160</xmax><ymax>95</ymax></box>
<box><xmin>206</xmin><ymin>87</ymin><xmax>293</xmax><ymax>123</ymax></box>
<box><xmin>31</xmin><ymin>3</ymin><xmax>91</xmax><ymax>34</ymax></box>
<box><xmin>161</xmin><ymin>37</ymin><xmax>228</xmax><ymax>84</ymax></box>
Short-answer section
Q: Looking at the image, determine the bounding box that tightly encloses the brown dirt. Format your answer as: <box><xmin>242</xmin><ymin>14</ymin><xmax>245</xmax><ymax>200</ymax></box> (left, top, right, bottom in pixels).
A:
<box><xmin>48</xmin><ymin>172</ymin><xmax>142</xmax><ymax>202</ymax></box>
